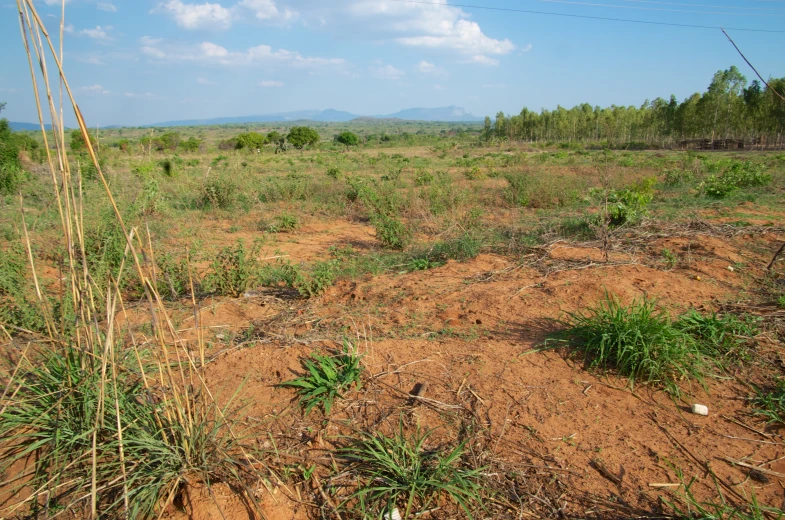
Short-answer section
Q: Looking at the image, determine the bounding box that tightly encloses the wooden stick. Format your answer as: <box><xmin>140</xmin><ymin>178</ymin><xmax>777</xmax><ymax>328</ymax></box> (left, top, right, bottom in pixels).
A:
<box><xmin>722</xmin><ymin>457</ymin><xmax>785</xmax><ymax>479</ymax></box>
<box><xmin>767</xmin><ymin>242</ymin><xmax>785</xmax><ymax>270</ymax></box>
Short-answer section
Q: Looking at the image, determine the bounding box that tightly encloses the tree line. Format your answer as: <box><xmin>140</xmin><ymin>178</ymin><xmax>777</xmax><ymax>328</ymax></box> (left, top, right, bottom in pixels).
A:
<box><xmin>485</xmin><ymin>66</ymin><xmax>785</xmax><ymax>148</ymax></box>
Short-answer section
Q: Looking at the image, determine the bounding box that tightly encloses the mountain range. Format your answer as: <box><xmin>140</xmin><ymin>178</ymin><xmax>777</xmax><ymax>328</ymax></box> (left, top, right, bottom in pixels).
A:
<box><xmin>8</xmin><ymin>106</ymin><xmax>482</xmax><ymax>131</ymax></box>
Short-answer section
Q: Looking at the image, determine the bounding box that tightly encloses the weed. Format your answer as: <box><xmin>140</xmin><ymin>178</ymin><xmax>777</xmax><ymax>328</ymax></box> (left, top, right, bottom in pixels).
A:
<box><xmin>338</xmin><ymin>421</ymin><xmax>483</xmax><ymax>520</ymax></box>
<box><xmin>778</xmin><ymin>295</ymin><xmax>785</xmax><ymax>309</ymax></box>
<box><xmin>372</xmin><ymin>212</ymin><xmax>410</xmax><ymax>250</ymax></box>
<box><xmin>327</xmin><ymin>166</ymin><xmax>340</xmax><ymax>179</ymax></box>
<box><xmin>278</xmin><ymin>340</ymin><xmax>363</xmax><ymax>415</ymax></box>
<box><xmin>561</xmin><ymin>294</ymin><xmax>705</xmax><ymax>389</ymax></box>
<box><xmin>200</xmin><ymin>175</ymin><xmax>236</xmax><ymax>209</ymax></box>
<box><xmin>663</xmin><ymin>168</ymin><xmax>695</xmax><ymax>186</ymax></box>
<box><xmin>464</xmin><ymin>166</ymin><xmax>483</xmax><ymax>180</ymax></box>
<box><xmin>603</xmin><ymin>177</ymin><xmax>655</xmax><ymax>226</ymax></box>
<box><xmin>203</xmin><ymin>240</ymin><xmax>260</xmax><ymax>297</ymax></box>
<box><xmin>266</xmin><ymin>213</ymin><xmax>298</xmax><ymax>233</ymax></box>
<box><xmin>295</xmin><ymin>259</ymin><xmax>338</xmax><ymax>297</ymax></box>
<box><xmin>661</xmin><ymin>248</ymin><xmax>678</xmax><ymax>269</ymax></box>
<box><xmin>0</xmin><ymin>242</ymin><xmax>46</xmax><ymax>332</ymax></box>
<box><xmin>752</xmin><ymin>379</ymin><xmax>785</xmax><ymax>425</ymax></box>
<box><xmin>699</xmin><ymin>161</ymin><xmax>772</xmax><ymax>198</ymax></box>
<box><xmin>414</xmin><ymin>168</ymin><xmax>434</xmax><ymax>186</ymax></box>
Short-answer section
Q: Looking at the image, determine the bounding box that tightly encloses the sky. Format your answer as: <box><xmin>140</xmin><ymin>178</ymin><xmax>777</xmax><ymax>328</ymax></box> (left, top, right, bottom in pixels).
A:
<box><xmin>0</xmin><ymin>0</ymin><xmax>783</xmax><ymax>127</ymax></box>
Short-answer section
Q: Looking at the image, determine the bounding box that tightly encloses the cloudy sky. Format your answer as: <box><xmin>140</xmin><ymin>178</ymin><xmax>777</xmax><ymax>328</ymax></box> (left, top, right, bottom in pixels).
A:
<box><xmin>0</xmin><ymin>0</ymin><xmax>783</xmax><ymax>126</ymax></box>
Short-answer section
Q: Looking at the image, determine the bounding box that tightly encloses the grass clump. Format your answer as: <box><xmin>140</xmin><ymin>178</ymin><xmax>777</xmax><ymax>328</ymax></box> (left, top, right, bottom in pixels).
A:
<box><xmin>265</xmin><ymin>213</ymin><xmax>298</xmax><ymax>233</ymax></box>
<box><xmin>278</xmin><ymin>340</ymin><xmax>363</xmax><ymax>415</ymax></box>
<box><xmin>338</xmin><ymin>421</ymin><xmax>483</xmax><ymax>520</ymax></box>
<box><xmin>200</xmin><ymin>175</ymin><xmax>236</xmax><ymax>209</ymax></box>
<box><xmin>675</xmin><ymin>310</ymin><xmax>758</xmax><ymax>361</ymax></box>
<box><xmin>561</xmin><ymin>295</ymin><xmax>705</xmax><ymax>389</ymax></box>
<box><xmin>752</xmin><ymin>379</ymin><xmax>785</xmax><ymax>425</ymax></box>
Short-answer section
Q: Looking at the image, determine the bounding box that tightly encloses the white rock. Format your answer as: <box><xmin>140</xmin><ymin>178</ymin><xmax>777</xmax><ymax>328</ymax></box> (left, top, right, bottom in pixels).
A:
<box><xmin>691</xmin><ymin>403</ymin><xmax>709</xmax><ymax>416</ymax></box>
<box><xmin>727</xmin><ymin>266</ymin><xmax>735</xmax><ymax>272</ymax></box>
<box><xmin>385</xmin><ymin>509</ymin><xmax>402</xmax><ymax>520</ymax></box>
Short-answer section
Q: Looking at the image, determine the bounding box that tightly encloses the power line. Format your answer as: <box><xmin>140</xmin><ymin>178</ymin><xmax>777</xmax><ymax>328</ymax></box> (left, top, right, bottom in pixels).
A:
<box><xmin>617</xmin><ymin>0</ymin><xmax>785</xmax><ymax>10</ymax></box>
<box><xmin>531</xmin><ymin>0</ymin><xmax>782</xmax><ymax>16</ymax></box>
<box><xmin>386</xmin><ymin>0</ymin><xmax>785</xmax><ymax>32</ymax></box>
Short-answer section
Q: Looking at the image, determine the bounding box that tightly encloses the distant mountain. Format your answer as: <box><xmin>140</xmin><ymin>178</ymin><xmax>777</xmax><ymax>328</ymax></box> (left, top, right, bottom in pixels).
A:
<box><xmin>147</xmin><ymin>106</ymin><xmax>481</xmax><ymax>127</ymax></box>
<box><xmin>9</xmin><ymin>121</ymin><xmax>60</xmax><ymax>131</ymax></box>
<box><xmin>383</xmin><ymin>106</ymin><xmax>483</xmax><ymax>122</ymax></box>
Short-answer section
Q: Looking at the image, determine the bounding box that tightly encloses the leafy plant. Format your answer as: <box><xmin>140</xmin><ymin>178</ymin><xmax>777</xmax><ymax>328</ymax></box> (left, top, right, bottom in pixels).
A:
<box><xmin>278</xmin><ymin>340</ymin><xmax>363</xmax><ymax>415</ymax></box>
<box><xmin>338</xmin><ymin>421</ymin><xmax>483</xmax><ymax>520</ymax></box>
<box><xmin>200</xmin><ymin>175</ymin><xmax>236</xmax><ymax>209</ymax></box>
<box><xmin>699</xmin><ymin>161</ymin><xmax>772</xmax><ymax>198</ymax></box>
<box><xmin>414</xmin><ymin>168</ymin><xmax>434</xmax><ymax>186</ymax></box>
<box><xmin>372</xmin><ymin>212</ymin><xmax>410</xmax><ymax>250</ymax></box>
<box><xmin>661</xmin><ymin>248</ymin><xmax>678</xmax><ymax>269</ymax></box>
<box><xmin>294</xmin><ymin>259</ymin><xmax>338</xmax><ymax>297</ymax></box>
<box><xmin>266</xmin><ymin>213</ymin><xmax>298</xmax><ymax>233</ymax></box>
<box><xmin>326</xmin><ymin>166</ymin><xmax>340</xmax><ymax>179</ymax></box>
<box><xmin>603</xmin><ymin>177</ymin><xmax>655</xmax><ymax>226</ymax></box>
<box><xmin>203</xmin><ymin>240</ymin><xmax>260</xmax><ymax>297</ymax></box>
<box><xmin>663</xmin><ymin>168</ymin><xmax>695</xmax><ymax>186</ymax></box>
<box><xmin>561</xmin><ymin>294</ymin><xmax>705</xmax><ymax>389</ymax></box>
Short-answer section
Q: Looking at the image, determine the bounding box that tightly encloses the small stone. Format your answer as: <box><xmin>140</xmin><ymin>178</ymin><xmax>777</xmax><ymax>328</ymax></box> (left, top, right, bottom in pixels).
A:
<box><xmin>691</xmin><ymin>404</ymin><xmax>709</xmax><ymax>416</ymax></box>
<box><xmin>727</xmin><ymin>266</ymin><xmax>735</xmax><ymax>272</ymax></box>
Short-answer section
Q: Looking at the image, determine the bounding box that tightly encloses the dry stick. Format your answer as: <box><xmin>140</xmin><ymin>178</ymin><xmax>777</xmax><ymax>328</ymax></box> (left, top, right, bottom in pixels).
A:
<box><xmin>767</xmin><ymin>242</ymin><xmax>785</xmax><ymax>271</ymax></box>
<box><xmin>721</xmin><ymin>28</ymin><xmax>785</xmax><ymax>104</ymax></box>
<box><xmin>721</xmin><ymin>458</ymin><xmax>785</xmax><ymax>479</ymax></box>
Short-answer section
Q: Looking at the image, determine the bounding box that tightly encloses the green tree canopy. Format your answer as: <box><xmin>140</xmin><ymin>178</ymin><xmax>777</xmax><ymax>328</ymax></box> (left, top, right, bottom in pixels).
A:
<box><xmin>336</xmin><ymin>131</ymin><xmax>359</xmax><ymax>150</ymax></box>
<box><xmin>286</xmin><ymin>126</ymin><xmax>320</xmax><ymax>149</ymax></box>
<box><xmin>70</xmin><ymin>129</ymin><xmax>97</xmax><ymax>152</ymax></box>
<box><xmin>179</xmin><ymin>136</ymin><xmax>201</xmax><ymax>152</ymax></box>
<box><xmin>235</xmin><ymin>132</ymin><xmax>266</xmax><ymax>150</ymax></box>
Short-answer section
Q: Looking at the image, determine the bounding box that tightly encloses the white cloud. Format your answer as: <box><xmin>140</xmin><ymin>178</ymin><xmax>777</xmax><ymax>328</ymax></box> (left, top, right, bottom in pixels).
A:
<box><xmin>81</xmin><ymin>84</ymin><xmax>110</xmax><ymax>95</ymax></box>
<box><xmin>259</xmin><ymin>80</ymin><xmax>283</xmax><ymax>87</ymax></box>
<box><xmin>520</xmin><ymin>43</ymin><xmax>533</xmax><ymax>53</ymax></box>
<box><xmin>370</xmin><ymin>64</ymin><xmax>404</xmax><ymax>80</ymax></box>
<box><xmin>140</xmin><ymin>36</ymin><xmax>163</xmax><ymax>46</ymax></box>
<box><xmin>80</xmin><ymin>25</ymin><xmax>112</xmax><ymax>40</ymax></box>
<box><xmin>340</xmin><ymin>0</ymin><xmax>514</xmax><ymax>60</ymax></box>
<box><xmin>63</xmin><ymin>24</ymin><xmax>74</xmax><ymax>34</ymax></box>
<box><xmin>152</xmin><ymin>0</ymin><xmax>297</xmax><ymax>30</ymax></box>
<box><xmin>236</xmin><ymin>0</ymin><xmax>297</xmax><ymax>23</ymax></box>
<box><xmin>142</xmin><ymin>46</ymin><xmax>167</xmax><ymax>59</ymax></box>
<box><xmin>42</xmin><ymin>0</ymin><xmax>71</xmax><ymax>5</ymax></box>
<box><xmin>97</xmin><ymin>2</ymin><xmax>117</xmax><ymax>12</ymax></box>
<box><xmin>196</xmin><ymin>77</ymin><xmax>216</xmax><ymax>85</ymax></box>
<box><xmin>433</xmin><ymin>84</ymin><xmax>445</xmax><ymax>91</ymax></box>
<box><xmin>141</xmin><ymin>40</ymin><xmax>345</xmax><ymax>71</ymax></box>
<box><xmin>465</xmin><ymin>55</ymin><xmax>499</xmax><ymax>66</ymax></box>
<box><xmin>417</xmin><ymin>60</ymin><xmax>434</xmax><ymax>73</ymax></box>
<box><xmin>152</xmin><ymin>0</ymin><xmax>233</xmax><ymax>30</ymax></box>
<box><xmin>482</xmin><ymin>83</ymin><xmax>506</xmax><ymax>89</ymax></box>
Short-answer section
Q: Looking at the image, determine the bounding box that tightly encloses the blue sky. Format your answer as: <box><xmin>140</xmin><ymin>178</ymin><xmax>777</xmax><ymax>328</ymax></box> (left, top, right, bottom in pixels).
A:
<box><xmin>1</xmin><ymin>0</ymin><xmax>783</xmax><ymax>126</ymax></box>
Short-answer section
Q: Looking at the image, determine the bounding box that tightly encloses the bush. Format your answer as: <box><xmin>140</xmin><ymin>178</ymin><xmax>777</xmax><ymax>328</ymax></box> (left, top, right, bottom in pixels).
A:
<box><xmin>663</xmin><ymin>168</ymin><xmax>695</xmax><ymax>186</ymax></box>
<box><xmin>336</xmin><ymin>131</ymin><xmax>359</xmax><ymax>150</ymax></box>
<box><xmin>203</xmin><ymin>240</ymin><xmax>260</xmax><ymax>297</ymax></box>
<box><xmin>200</xmin><ymin>175</ymin><xmax>236</xmax><ymax>209</ymax></box>
<box><xmin>295</xmin><ymin>260</ymin><xmax>338</xmax><ymax>297</ymax></box>
<box><xmin>414</xmin><ymin>168</ymin><xmax>434</xmax><ymax>186</ymax></box>
<box><xmin>372</xmin><ymin>212</ymin><xmax>410</xmax><ymax>250</ymax></box>
<box><xmin>179</xmin><ymin>136</ymin><xmax>201</xmax><ymax>152</ymax></box>
<box><xmin>235</xmin><ymin>132</ymin><xmax>266</xmax><ymax>151</ymax></box>
<box><xmin>699</xmin><ymin>160</ymin><xmax>771</xmax><ymax>198</ymax></box>
<box><xmin>265</xmin><ymin>213</ymin><xmax>298</xmax><ymax>233</ymax></box>
<box><xmin>327</xmin><ymin>166</ymin><xmax>340</xmax><ymax>179</ymax></box>
<box><xmin>592</xmin><ymin>178</ymin><xmax>655</xmax><ymax>227</ymax></box>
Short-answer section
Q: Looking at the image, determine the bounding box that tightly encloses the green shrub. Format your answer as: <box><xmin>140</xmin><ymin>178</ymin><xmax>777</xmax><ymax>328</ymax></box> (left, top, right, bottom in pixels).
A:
<box><xmin>265</xmin><ymin>213</ymin><xmax>298</xmax><ymax>233</ymax></box>
<box><xmin>372</xmin><ymin>212</ymin><xmax>410</xmax><ymax>250</ymax></box>
<box><xmin>136</xmin><ymin>177</ymin><xmax>163</xmax><ymax>215</ymax></box>
<box><xmin>414</xmin><ymin>168</ymin><xmax>434</xmax><ymax>186</ymax></box>
<box><xmin>663</xmin><ymin>168</ymin><xmax>695</xmax><ymax>186</ymax></box>
<box><xmin>593</xmin><ymin>178</ymin><xmax>655</xmax><ymax>227</ymax></box>
<box><xmin>295</xmin><ymin>260</ymin><xmax>338</xmax><ymax>297</ymax></box>
<box><xmin>203</xmin><ymin>240</ymin><xmax>259</xmax><ymax>297</ymax></box>
<box><xmin>200</xmin><ymin>175</ymin><xmax>235</xmax><ymax>209</ymax></box>
<box><xmin>561</xmin><ymin>295</ymin><xmax>705</xmax><ymax>390</ymax></box>
<box><xmin>699</xmin><ymin>161</ymin><xmax>771</xmax><ymax>198</ymax></box>
<box><xmin>464</xmin><ymin>166</ymin><xmax>483</xmax><ymax>180</ymax></box>
<box><xmin>278</xmin><ymin>340</ymin><xmax>363</xmax><ymax>415</ymax></box>
<box><xmin>156</xmin><ymin>252</ymin><xmax>195</xmax><ymax>299</ymax></box>
<box><xmin>235</xmin><ymin>131</ymin><xmax>266</xmax><ymax>150</ymax></box>
<box><xmin>326</xmin><ymin>166</ymin><xmax>340</xmax><ymax>179</ymax></box>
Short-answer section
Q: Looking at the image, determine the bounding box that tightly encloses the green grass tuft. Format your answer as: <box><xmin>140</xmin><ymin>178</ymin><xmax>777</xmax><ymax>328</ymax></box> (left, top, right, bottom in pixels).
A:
<box><xmin>338</xmin><ymin>421</ymin><xmax>484</xmax><ymax>520</ymax></box>
<box><xmin>561</xmin><ymin>295</ymin><xmax>705</xmax><ymax>389</ymax></box>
